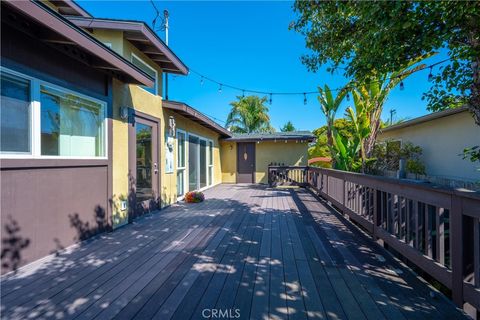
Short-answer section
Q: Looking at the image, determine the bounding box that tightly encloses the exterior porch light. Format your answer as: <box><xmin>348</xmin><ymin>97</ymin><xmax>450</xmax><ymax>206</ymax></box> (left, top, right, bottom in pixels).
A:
<box><xmin>119</xmin><ymin>106</ymin><xmax>129</xmax><ymax>120</ymax></box>
<box><xmin>285</xmin><ymin>140</ymin><xmax>287</xmax><ymax>143</ymax></box>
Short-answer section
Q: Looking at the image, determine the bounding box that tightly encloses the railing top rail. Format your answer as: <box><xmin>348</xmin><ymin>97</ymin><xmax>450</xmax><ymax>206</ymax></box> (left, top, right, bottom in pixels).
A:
<box><xmin>307</xmin><ymin>167</ymin><xmax>480</xmax><ymax>201</ymax></box>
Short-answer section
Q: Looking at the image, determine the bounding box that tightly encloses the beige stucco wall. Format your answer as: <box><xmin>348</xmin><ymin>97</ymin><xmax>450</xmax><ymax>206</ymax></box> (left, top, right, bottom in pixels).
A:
<box><xmin>111</xmin><ymin>80</ymin><xmax>223</xmax><ymax>228</ymax></box>
<box><xmin>378</xmin><ymin>110</ymin><xmax>480</xmax><ymax>181</ymax></box>
<box><xmin>220</xmin><ymin>140</ymin><xmax>309</xmax><ymax>184</ymax></box>
<box><xmin>220</xmin><ymin>141</ymin><xmax>237</xmax><ymax>183</ymax></box>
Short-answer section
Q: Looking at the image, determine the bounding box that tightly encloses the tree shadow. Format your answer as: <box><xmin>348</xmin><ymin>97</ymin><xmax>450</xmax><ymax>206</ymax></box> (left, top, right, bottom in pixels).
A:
<box><xmin>68</xmin><ymin>205</ymin><xmax>107</xmax><ymax>242</ymax></box>
<box><xmin>1</xmin><ymin>215</ymin><xmax>30</xmax><ymax>274</ymax></box>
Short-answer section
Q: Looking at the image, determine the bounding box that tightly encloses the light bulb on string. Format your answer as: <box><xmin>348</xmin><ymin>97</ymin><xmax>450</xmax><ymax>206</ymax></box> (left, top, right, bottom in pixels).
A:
<box><xmin>200</xmin><ymin>76</ymin><xmax>204</xmax><ymax>86</ymax></box>
<box><xmin>303</xmin><ymin>93</ymin><xmax>307</xmax><ymax>105</ymax></box>
<box><xmin>428</xmin><ymin>67</ymin><xmax>434</xmax><ymax>82</ymax></box>
<box><xmin>346</xmin><ymin>92</ymin><xmax>350</xmax><ymax>101</ymax></box>
<box><xmin>269</xmin><ymin>93</ymin><xmax>272</xmax><ymax>105</ymax></box>
<box><xmin>242</xmin><ymin>90</ymin><xmax>245</xmax><ymax>98</ymax></box>
<box><xmin>218</xmin><ymin>84</ymin><xmax>222</xmax><ymax>93</ymax></box>
<box><xmin>399</xmin><ymin>81</ymin><xmax>405</xmax><ymax>91</ymax></box>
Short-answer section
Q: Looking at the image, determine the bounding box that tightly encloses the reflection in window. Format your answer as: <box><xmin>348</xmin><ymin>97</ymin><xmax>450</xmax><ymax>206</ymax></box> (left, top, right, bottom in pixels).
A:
<box><xmin>0</xmin><ymin>73</ymin><xmax>31</xmax><ymax>153</ymax></box>
<box><xmin>132</xmin><ymin>55</ymin><xmax>157</xmax><ymax>95</ymax></box>
<box><xmin>136</xmin><ymin>123</ymin><xmax>153</xmax><ymax>202</ymax></box>
<box><xmin>40</xmin><ymin>86</ymin><xmax>105</xmax><ymax>157</ymax></box>
<box><xmin>177</xmin><ymin>131</ymin><xmax>186</xmax><ymax>196</ymax></box>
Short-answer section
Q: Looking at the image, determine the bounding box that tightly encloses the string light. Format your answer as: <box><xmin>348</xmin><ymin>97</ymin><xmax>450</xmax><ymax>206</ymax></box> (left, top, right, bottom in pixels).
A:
<box><xmin>188</xmin><ymin>57</ymin><xmax>452</xmax><ymax>102</ymax></box>
<box><xmin>269</xmin><ymin>93</ymin><xmax>272</xmax><ymax>105</ymax></box>
<box><xmin>200</xmin><ymin>76</ymin><xmax>204</xmax><ymax>86</ymax></box>
<box><xmin>428</xmin><ymin>67</ymin><xmax>434</xmax><ymax>82</ymax></box>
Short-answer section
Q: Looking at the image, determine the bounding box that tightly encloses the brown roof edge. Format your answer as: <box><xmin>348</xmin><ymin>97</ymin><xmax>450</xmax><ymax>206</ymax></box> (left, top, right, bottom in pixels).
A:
<box><xmin>163</xmin><ymin>101</ymin><xmax>232</xmax><ymax>137</ymax></box>
<box><xmin>4</xmin><ymin>0</ymin><xmax>154</xmax><ymax>87</ymax></box>
<box><xmin>381</xmin><ymin>107</ymin><xmax>469</xmax><ymax>133</ymax></box>
<box><xmin>67</xmin><ymin>17</ymin><xmax>189</xmax><ymax>75</ymax></box>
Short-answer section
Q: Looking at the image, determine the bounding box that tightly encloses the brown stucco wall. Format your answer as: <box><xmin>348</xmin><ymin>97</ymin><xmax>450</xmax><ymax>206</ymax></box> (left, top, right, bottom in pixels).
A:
<box><xmin>378</xmin><ymin>110</ymin><xmax>480</xmax><ymax>181</ymax></box>
<box><xmin>0</xmin><ymin>25</ymin><xmax>111</xmax><ymax>273</ymax></box>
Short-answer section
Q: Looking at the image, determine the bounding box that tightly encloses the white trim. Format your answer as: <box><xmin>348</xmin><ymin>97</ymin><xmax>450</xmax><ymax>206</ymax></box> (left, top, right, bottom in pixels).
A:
<box><xmin>176</xmin><ymin>128</ymin><xmax>187</xmax><ymax>198</ymax></box>
<box><xmin>0</xmin><ymin>67</ymin><xmax>108</xmax><ymax>160</ymax></box>
<box><xmin>131</xmin><ymin>53</ymin><xmax>158</xmax><ymax>96</ymax></box>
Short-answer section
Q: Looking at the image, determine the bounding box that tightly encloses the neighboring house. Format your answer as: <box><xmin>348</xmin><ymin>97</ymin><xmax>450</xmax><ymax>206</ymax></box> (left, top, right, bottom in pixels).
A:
<box><xmin>379</xmin><ymin>107</ymin><xmax>480</xmax><ymax>184</ymax></box>
<box><xmin>221</xmin><ymin>132</ymin><xmax>314</xmax><ymax>184</ymax></box>
<box><xmin>0</xmin><ymin>0</ymin><xmax>312</xmax><ymax>272</ymax></box>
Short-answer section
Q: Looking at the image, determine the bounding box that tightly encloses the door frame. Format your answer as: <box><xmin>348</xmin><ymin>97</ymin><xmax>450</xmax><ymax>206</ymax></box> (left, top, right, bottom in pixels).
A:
<box><xmin>236</xmin><ymin>142</ymin><xmax>256</xmax><ymax>183</ymax></box>
<box><xmin>128</xmin><ymin>110</ymin><xmax>160</xmax><ymax>220</ymax></box>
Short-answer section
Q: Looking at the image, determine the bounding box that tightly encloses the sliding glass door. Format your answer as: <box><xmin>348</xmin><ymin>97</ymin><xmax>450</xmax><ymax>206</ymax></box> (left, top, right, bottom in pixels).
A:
<box><xmin>186</xmin><ymin>134</ymin><xmax>212</xmax><ymax>191</ymax></box>
<box><xmin>188</xmin><ymin>135</ymin><xmax>199</xmax><ymax>191</ymax></box>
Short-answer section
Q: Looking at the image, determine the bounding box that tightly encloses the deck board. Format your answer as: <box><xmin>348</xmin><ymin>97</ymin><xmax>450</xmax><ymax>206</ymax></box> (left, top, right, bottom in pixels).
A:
<box><xmin>0</xmin><ymin>184</ymin><xmax>466</xmax><ymax>320</ymax></box>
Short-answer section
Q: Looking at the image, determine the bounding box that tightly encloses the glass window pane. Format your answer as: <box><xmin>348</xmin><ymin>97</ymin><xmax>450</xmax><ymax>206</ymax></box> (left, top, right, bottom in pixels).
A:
<box><xmin>177</xmin><ymin>131</ymin><xmax>185</xmax><ymax>168</ymax></box>
<box><xmin>188</xmin><ymin>135</ymin><xmax>199</xmax><ymax>191</ymax></box>
<box><xmin>208</xmin><ymin>166</ymin><xmax>213</xmax><ymax>186</ymax></box>
<box><xmin>1</xmin><ymin>73</ymin><xmax>31</xmax><ymax>153</ymax></box>
<box><xmin>177</xmin><ymin>169</ymin><xmax>184</xmax><ymax>196</ymax></box>
<box><xmin>40</xmin><ymin>86</ymin><xmax>105</xmax><ymax>157</ymax></box>
<box><xmin>200</xmin><ymin>140</ymin><xmax>207</xmax><ymax>188</ymax></box>
<box><xmin>136</xmin><ymin>123</ymin><xmax>153</xmax><ymax>202</ymax></box>
<box><xmin>208</xmin><ymin>141</ymin><xmax>213</xmax><ymax>165</ymax></box>
<box><xmin>132</xmin><ymin>55</ymin><xmax>157</xmax><ymax>95</ymax></box>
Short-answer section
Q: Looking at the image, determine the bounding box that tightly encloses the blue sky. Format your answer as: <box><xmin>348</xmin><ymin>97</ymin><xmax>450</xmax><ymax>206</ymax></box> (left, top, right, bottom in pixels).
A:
<box><xmin>79</xmin><ymin>1</ymin><xmax>447</xmax><ymax>131</ymax></box>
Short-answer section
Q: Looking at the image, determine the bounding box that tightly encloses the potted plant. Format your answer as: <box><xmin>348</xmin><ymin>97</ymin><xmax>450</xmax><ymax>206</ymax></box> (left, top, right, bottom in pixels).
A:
<box><xmin>185</xmin><ymin>191</ymin><xmax>205</xmax><ymax>203</ymax></box>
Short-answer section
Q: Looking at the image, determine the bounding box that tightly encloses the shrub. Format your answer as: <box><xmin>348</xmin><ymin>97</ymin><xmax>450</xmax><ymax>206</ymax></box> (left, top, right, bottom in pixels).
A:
<box><xmin>185</xmin><ymin>191</ymin><xmax>205</xmax><ymax>203</ymax></box>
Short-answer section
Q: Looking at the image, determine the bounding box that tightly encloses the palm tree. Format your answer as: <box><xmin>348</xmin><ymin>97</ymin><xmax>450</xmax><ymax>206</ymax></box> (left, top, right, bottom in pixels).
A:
<box><xmin>226</xmin><ymin>95</ymin><xmax>275</xmax><ymax>133</ymax></box>
<box><xmin>280</xmin><ymin>121</ymin><xmax>296</xmax><ymax>132</ymax></box>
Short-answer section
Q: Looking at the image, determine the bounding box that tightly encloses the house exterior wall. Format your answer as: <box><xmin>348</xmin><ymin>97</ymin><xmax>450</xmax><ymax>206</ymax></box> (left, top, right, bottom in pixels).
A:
<box><xmin>1</xmin><ymin>24</ymin><xmax>112</xmax><ymax>271</ymax></box>
<box><xmin>255</xmin><ymin>141</ymin><xmax>309</xmax><ymax>184</ymax></box>
<box><xmin>220</xmin><ymin>141</ymin><xmax>237</xmax><ymax>183</ymax></box>
<box><xmin>220</xmin><ymin>140</ymin><xmax>309</xmax><ymax>184</ymax></box>
<box><xmin>378</xmin><ymin>110</ymin><xmax>480</xmax><ymax>182</ymax></box>
<box><xmin>110</xmin><ymin>80</ymin><xmax>223</xmax><ymax>228</ymax></box>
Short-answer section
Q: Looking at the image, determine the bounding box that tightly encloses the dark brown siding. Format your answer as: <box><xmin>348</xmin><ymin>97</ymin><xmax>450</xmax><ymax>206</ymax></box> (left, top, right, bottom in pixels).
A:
<box><xmin>1</xmin><ymin>20</ymin><xmax>112</xmax><ymax>273</ymax></box>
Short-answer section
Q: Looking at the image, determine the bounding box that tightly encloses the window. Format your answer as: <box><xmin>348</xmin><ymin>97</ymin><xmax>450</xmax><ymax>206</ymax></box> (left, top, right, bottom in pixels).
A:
<box><xmin>0</xmin><ymin>68</ymin><xmax>107</xmax><ymax>159</ymax></box>
<box><xmin>1</xmin><ymin>73</ymin><xmax>31</xmax><ymax>154</ymax></box>
<box><xmin>40</xmin><ymin>86</ymin><xmax>105</xmax><ymax>157</ymax></box>
<box><xmin>131</xmin><ymin>54</ymin><xmax>157</xmax><ymax>95</ymax></box>
<box><xmin>208</xmin><ymin>140</ymin><xmax>213</xmax><ymax>185</ymax></box>
<box><xmin>176</xmin><ymin>130</ymin><xmax>186</xmax><ymax>197</ymax></box>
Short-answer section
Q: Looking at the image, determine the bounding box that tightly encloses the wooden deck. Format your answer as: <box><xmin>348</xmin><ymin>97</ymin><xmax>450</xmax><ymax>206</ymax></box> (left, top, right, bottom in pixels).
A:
<box><xmin>0</xmin><ymin>184</ymin><xmax>467</xmax><ymax>320</ymax></box>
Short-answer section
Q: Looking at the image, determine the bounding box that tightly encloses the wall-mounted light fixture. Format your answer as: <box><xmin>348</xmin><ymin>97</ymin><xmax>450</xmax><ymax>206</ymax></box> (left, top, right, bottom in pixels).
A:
<box><xmin>119</xmin><ymin>106</ymin><xmax>129</xmax><ymax>120</ymax></box>
<box><xmin>168</xmin><ymin>116</ymin><xmax>176</xmax><ymax>137</ymax></box>
<box><xmin>230</xmin><ymin>143</ymin><xmax>233</xmax><ymax>151</ymax></box>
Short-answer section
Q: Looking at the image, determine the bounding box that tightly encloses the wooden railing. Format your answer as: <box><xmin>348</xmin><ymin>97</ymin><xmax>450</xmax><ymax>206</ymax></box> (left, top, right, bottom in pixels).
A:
<box><xmin>268</xmin><ymin>166</ymin><xmax>480</xmax><ymax>315</ymax></box>
<box><xmin>268</xmin><ymin>166</ymin><xmax>308</xmax><ymax>187</ymax></box>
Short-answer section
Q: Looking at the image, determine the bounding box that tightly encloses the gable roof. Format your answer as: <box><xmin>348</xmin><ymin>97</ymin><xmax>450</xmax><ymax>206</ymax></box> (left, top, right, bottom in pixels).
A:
<box><xmin>224</xmin><ymin>131</ymin><xmax>315</xmax><ymax>142</ymax></box>
<box><xmin>3</xmin><ymin>0</ymin><xmax>154</xmax><ymax>87</ymax></box>
<box><xmin>382</xmin><ymin>107</ymin><xmax>469</xmax><ymax>133</ymax></box>
<box><xmin>67</xmin><ymin>16</ymin><xmax>188</xmax><ymax>75</ymax></box>
<box><xmin>163</xmin><ymin>101</ymin><xmax>232</xmax><ymax>137</ymax></box>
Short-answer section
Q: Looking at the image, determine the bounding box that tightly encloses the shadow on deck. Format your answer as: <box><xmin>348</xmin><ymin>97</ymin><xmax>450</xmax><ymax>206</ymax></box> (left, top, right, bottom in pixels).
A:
<box><xmin>0</xmin><ymin>184</ymin><xmax>467</xmax><ymax>320</ymax></box>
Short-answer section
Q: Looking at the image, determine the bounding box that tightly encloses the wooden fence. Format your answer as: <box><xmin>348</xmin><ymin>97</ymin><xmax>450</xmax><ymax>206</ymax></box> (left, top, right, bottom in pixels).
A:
<box><xmin>268</xmin><ymin>165</ymin><xmax>480</xmax><ymax>315</ymax></box>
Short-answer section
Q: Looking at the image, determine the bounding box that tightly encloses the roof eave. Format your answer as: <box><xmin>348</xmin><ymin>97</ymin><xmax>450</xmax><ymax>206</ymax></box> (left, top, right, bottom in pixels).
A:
<box><xmin>67</xmin><ymin>17</ymin><xmax>189</xmax><ymax>75</ymax></box>
<box><xmin>4</xmin><ymin>0</ymin><xmax>154</xmax><ymax>87</ymax></box>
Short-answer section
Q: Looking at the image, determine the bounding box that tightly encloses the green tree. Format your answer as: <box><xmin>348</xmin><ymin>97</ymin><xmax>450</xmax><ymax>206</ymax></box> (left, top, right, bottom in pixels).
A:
<box><xmin>225</xmin><ymin>96</ymin><xmax>275</xmax><ymax>133</ymax></box>
<box><xmin>280</xmin><ymin>121</ymin><xmax>296</xmax><ymax>132</ymax></box>
<box><xmin>317</xmin><ymin>85</ymin><xmax>347</xmax><ymax>160</ymax></box>
<box><xmin>292</xmin><ymin>1</ymin><xmax>480</xmax><ymax>123</ymax></box>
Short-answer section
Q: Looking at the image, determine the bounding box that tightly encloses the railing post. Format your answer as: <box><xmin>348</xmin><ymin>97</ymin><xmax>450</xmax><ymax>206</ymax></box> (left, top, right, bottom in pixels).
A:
<box><xmin>451</xmin><ymin>194</ymin><xmax>464</xmax><ymax>307</ymax></box>
<box><xmin>373</xmin><ymin>189</ymin><xmax>378</xmax><ymax>239</ymax></box>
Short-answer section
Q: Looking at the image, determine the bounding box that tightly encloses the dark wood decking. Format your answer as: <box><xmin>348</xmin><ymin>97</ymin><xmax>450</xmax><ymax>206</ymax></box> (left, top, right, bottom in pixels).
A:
<box><xmin>0</xmin><ymin>184</ymin><xmax>466</xmax><ymax>320</ymax></box>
